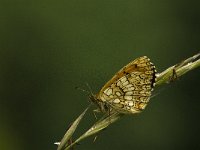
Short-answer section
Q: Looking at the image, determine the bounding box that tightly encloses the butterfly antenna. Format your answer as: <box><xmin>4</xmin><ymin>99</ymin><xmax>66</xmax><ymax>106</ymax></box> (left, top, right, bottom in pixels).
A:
<box><xmin>75</xmin><ymin>86</ymin><xmax>90</xmax><ymax>95</ymax></box>
<box><xmin>85</xmin><ymin>82</ymin><xmax>94</xmax><ymax>97</ymax></box>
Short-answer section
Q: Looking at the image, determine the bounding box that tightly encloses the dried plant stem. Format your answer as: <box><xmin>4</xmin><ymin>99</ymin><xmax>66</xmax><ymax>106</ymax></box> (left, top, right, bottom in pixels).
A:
<box><xmin>57</xmin><ymin>52</ymin><xmax>200</xmax><ymax>150</ymax></box>
<box><xmin>65</xmin><ymin>112</ymin><xmax>123</xmax><ymax>150</ymax></box>
<box><xmin>156</xmin><ymin>52</ymin><xmax>200</xmax><ymax>86</ymax></box>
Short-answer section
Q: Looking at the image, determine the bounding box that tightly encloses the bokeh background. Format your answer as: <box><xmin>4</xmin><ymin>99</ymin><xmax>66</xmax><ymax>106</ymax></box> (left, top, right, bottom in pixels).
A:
<box><xmin>0</xmin><ymin>0</ymin><xmax>200</xmax><ymax>150</ymax></box>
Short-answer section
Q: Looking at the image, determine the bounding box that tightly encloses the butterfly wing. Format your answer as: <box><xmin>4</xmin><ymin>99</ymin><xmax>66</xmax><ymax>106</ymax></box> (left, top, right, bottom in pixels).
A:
<box><xmin>96</xmin><ymin>56</ymin><xmax>156</xmax><ymax>114</ymax></box>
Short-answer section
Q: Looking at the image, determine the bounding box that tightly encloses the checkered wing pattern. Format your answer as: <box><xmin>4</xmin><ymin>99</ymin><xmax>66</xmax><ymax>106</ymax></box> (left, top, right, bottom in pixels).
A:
<box><xmin>96</xmin><ymin>56</ymin><xmax>156</xmax><ymax>114</ymax></box>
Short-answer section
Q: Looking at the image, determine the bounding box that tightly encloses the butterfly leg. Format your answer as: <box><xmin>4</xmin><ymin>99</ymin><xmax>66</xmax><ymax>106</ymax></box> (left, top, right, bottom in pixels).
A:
<box><xmin>92</xmin><ymin>109</ymin><xmax>101</xmax><ymax>119</ymax></box>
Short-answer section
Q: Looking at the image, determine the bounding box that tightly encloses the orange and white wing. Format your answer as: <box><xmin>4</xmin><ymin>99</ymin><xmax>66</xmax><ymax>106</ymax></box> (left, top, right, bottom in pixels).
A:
<box><xmin>96</xmin><ymin>56</ymin><xmax>156</xmax><ymax>114</ymax></box>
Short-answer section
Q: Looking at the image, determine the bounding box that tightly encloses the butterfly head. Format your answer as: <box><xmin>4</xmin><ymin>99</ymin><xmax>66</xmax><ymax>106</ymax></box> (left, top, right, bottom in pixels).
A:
<box><xmin>89</xmin><ymin>94</ymin><xmax>110</xmax><ymax>113</ymax></box>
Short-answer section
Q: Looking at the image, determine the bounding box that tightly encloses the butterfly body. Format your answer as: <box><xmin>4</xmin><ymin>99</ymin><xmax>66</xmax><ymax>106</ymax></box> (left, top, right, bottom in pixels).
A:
<box><xmin>93</xmin><ymin>56</ymin><xmax>156</xmax><ymax>114</ymax></box>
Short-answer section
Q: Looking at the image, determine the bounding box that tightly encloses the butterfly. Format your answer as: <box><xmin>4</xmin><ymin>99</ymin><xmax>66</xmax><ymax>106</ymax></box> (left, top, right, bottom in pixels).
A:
<box><xmin>90</xmin><ymin>56</ymin><xmax>157</xmax><ymax>114</ymax></box>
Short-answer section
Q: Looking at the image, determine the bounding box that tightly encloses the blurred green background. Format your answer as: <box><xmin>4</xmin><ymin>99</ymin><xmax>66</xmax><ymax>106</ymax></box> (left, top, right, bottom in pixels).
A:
<box><xmin>0</xmin><ymin>0</ymin><xmax>200</xmax><ymax>150</ymax></box>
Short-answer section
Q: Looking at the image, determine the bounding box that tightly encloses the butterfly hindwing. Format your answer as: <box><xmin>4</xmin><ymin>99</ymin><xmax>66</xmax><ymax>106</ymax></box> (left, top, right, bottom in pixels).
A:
<box><xmin>96</xmin><ymin>56</ymin><xmax>156</xmax><ymax>114</ymax></box>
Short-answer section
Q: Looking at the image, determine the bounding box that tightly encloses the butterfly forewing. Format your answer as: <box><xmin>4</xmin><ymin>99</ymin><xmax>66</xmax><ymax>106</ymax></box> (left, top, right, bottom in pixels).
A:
<box><xmin>96</xmin><ymin>56</ymin><xmax>156</xmax><ymax>114</ymax></box>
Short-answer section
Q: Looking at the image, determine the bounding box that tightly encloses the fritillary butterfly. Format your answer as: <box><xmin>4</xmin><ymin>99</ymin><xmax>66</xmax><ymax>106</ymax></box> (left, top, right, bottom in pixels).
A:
<box><xmin>90</xmin><ymin>56</ymin><xmax>157</xmax><ymax>114</ymax></box>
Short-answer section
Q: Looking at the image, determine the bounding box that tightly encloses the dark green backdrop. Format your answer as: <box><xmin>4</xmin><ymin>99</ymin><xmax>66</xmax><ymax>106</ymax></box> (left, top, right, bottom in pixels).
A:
<box><xmin>0</xmin><ymin>0</ymin><xmax>200</xmax><ymax>150</ymax></box>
